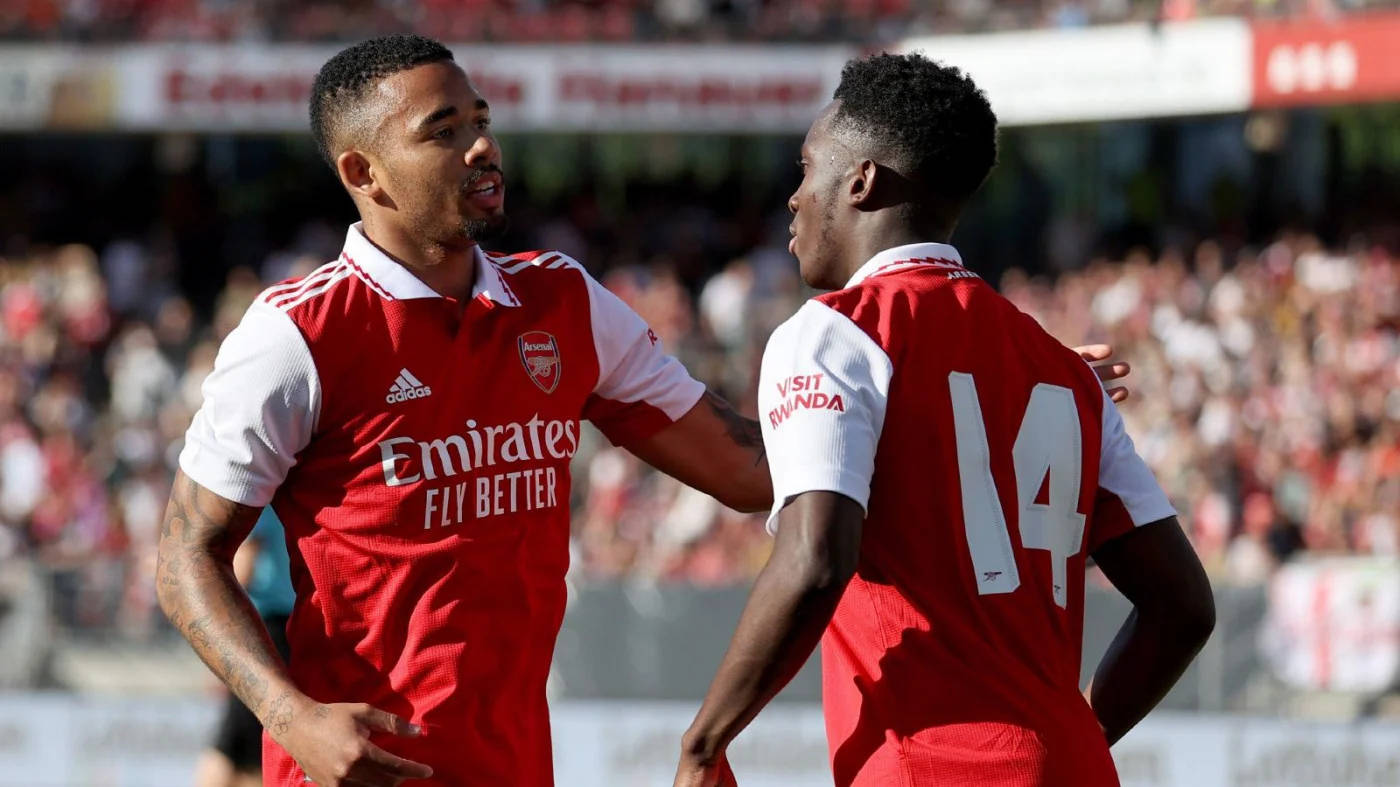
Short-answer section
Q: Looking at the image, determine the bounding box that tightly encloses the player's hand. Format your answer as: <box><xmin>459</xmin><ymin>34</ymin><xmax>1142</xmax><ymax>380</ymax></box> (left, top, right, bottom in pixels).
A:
<box><xmin>673</xmin><ymin>751</ymin><xmax>737</xmax><ymax>787</ymax></box>
<box><xmin>1074</xmin><ymin>344</ymin><xmax>1131</xmax><ymax>403</ymax></box>
<box><xmin>273</xmin><ymin>700</ymin><xmax>433</xmax><ymax>787</ymax></box>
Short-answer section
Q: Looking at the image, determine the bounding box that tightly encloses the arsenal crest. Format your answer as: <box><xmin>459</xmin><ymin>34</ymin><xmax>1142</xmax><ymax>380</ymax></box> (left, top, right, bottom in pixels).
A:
<box><xmin>518</xmin><ymin>331</ymin><xmax>561</xmax><ymax>393</ymax></box>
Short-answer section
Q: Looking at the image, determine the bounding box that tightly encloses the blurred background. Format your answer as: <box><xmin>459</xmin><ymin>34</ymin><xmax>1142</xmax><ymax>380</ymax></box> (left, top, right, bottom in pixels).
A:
<box><xmin>1</xmin><ymin>0</ymin><xmax>1400</xmax><ymax>785</ymax></box>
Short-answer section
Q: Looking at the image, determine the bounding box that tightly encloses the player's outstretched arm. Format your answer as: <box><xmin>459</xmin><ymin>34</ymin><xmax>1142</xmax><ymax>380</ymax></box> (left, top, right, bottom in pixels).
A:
<box><xmin>675</xmin><ymin>491</ymin><xmax>864</xmax><ymax>785</ymax></box>
<box><xmin>628</xmin><ymin>390</ymin><xmax>771</xmax><ymax>513</ymax></box>
<box><xmin>156</xmin><ymin>471</ymin><xmax>432</xmax><ymax>787</ymax></box>
<box><xmin>1086</xmin><ymin>515</ymin><xmax>1215</xmax><ymax>745</ymax></box>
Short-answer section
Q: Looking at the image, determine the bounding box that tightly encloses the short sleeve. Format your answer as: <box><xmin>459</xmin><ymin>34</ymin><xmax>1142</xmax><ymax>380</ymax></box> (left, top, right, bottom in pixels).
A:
<box><xmin>581</xmin><ymin>270</ymin><xmax>705</xmax><ymax>446</ymax></box>
<box><xmin>1088</xmin><ymin>389</ymin><xmax>1175</xmax><ymax>552</ymax></box>
<box><xmin>178</xmin><ymin>301</ymin><xmax>321</xmax><ymax>507</ymax></box>
<box><xmin>758</xmin><ymin>301</ymin><xmax>893</xmax><ymax>533</ymax></box>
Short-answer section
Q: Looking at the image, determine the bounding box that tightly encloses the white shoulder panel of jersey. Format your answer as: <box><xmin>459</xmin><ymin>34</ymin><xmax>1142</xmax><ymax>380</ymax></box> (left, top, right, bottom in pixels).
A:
<box><xmin>1097</xmin><ymin>388</ymin><xmax>1175</xmax><ymax>526</ymax></box>
<box><xmin>259</xmin><ymin>257</ymin><xmax>355</xmax><ymax>312</ymax></box>
<box><xmin>581</xmin><ymin>266</ymin><xmax>704</xmax><ymax>421</ymax></box>
<box><xmin>490</xmin><ymin>250</ymin><xmax>583</xmax><ymax>276</ymax></box>
<box><xmin>178</xmin><ymin>300</ymin><xmax>322</xmax><ymax>507</ymax></box>
<box><xmin>758</xmin><ymin>300</ymin><xmax>893</xmax><ymax>532</ymax></box>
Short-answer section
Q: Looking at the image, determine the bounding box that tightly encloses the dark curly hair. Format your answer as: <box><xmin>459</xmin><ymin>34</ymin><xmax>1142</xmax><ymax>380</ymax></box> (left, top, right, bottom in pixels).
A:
<box><xmin>832</xmin><ymin>53</ymin><xmax>998</xmax><ymax>204</ymax></box>
<box><xmin>310</xmin><ymin>34</ymin><xmax>455</xmax><ymax>167</ymax></box>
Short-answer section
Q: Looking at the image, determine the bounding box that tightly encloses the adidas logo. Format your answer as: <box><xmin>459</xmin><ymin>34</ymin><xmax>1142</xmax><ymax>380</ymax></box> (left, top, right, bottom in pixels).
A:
<box><xmin>386</xmin><ymin>368</ymin><xmax>432</xmax><ymax>404</ymax></box>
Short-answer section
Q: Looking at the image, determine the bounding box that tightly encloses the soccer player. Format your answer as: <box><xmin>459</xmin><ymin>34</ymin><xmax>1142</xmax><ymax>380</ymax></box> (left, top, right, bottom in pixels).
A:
<box><xmin>153</xmin><ymin>36</ymin><xmax>774</xmax><ymax>787</ymax></box>
<box><xmin>673</xmin><ymin>55</ymin><xmax>1216</xmax><ymax>787</ymax></box>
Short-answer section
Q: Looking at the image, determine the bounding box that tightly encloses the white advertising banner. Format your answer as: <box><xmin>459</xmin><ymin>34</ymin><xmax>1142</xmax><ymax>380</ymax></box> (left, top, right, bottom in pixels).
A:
<box><xmin>552</xmin><ymin>702</ymin><xmax>831</xmax><ymax>787</ymax></box>
<box><xmin>899</xmin><ymin>19</ymin><xmax>1253</xmax><ymax>126</ymax></box>
<box><xmin>554</xmin><ymin>707</ymin><xmax>1400</xmax><ymax>787</ymax></box>
<box><xmin>0</xmin><ymin>696</ymin><xmax>1395</xmax><ymax>786</ymax></box>
<box><xmin>1112</xmin><ymin>714</ymin><xmax>1400</xmax><ymax>787</ymax></box>
<box><xmin>107</xmin><ymin>44</ymin><xmax>850</xmax><ymax>133</ymax></box>
<box><xmin>0</xmin><ymin>694</ymin><xmax>219</xmax><ymax>787</ymax></box>
<box><xmin>0</xmin><ymin>22</ymin><xmax>1260</xmax><ymax>133</ymax></box>
<box><xmin>1260</xmin><ymin>556</ymin><xmax>1400</xmax><ymax>693</ymax></box>
<box><xmin>0</xmin><ymin>46</ymin><xmax>57</xmax><ymax>129</ymax></box>
<box><xmin>0</xmin><ymin>45</ymin><xmax>117</xmax><ymax>130</ymax></box>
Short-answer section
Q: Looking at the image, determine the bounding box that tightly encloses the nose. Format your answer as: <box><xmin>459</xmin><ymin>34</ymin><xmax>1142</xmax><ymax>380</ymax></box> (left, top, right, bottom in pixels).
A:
<box><xmin>465</xmin><ymin>132</ymin><xmax>500</xmax><ymax>170</ymax></box>
<box><xmin>787</xmin><ymin>190</ymin><xmax>799</xmax><ymax>215</ymax></box>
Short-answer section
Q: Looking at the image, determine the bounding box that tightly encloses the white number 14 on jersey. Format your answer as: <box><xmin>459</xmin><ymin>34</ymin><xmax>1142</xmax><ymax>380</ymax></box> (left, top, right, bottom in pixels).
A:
<box><xmin>948</xmin><ymin>372</ymin><xmax>1086</xmax><ymax>609</ymax></box>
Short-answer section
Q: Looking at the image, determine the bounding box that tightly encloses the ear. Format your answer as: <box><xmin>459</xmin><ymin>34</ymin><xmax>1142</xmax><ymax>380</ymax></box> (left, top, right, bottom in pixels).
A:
<box><xmin>337</xmin><ymin>149</ymin><xmax>382</xmax><ymax>202</ymax></box>
<box><xmin>847</xmin><ymin>159</ymin><xmax>879</xmax><ymax>208</ymax></box>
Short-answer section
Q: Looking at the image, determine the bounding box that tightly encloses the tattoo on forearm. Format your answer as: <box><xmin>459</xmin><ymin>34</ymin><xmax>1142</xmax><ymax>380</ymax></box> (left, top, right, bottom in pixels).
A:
<box><xmin>155</xmin><ymin>473</ymin><xmax>289</xmax><ymax>727</ymax></box>
<box><xmin>265</xmin><ymin>691</ymin><xmax>297</xmax><ymax>737</ymax></box>
<box><xmin>703</xmin><ymin>391</ymin><xmax>766</xmax><ymax>466</ymax></box>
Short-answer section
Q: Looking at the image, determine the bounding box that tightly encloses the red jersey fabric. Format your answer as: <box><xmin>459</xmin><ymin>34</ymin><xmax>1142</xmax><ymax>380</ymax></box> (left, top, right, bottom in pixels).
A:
<box><xmin>179</xmin><ymin>224</ymin><xmax>704</xmax><ymax>786</ymax></box>
<box><xmin>757</xmin><ymin>243</ymin><xmax>1174</xmax><ymax>786</ymax></box>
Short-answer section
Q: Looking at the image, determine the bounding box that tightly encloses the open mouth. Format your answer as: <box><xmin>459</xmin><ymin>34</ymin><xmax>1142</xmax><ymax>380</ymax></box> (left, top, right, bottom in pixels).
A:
<box><xmin>464</xmin><ymin>173</ymin><xmax>505</xmax><ymax>208</ymax></box>
<box><xmin>467</xmin><ymin>172</ymin><xmax>502</xmax><ymax>193</ymax></box>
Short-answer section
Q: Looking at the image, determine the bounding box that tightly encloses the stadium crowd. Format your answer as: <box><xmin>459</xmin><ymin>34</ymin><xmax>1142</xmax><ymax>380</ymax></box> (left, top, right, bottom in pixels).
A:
<box><xmin>1</xmin><ymin>0</ymin><xmax>1392</xmax><ymax>44</ymax></box>
<box><xmin>0</xmin><ymin>196</ymin><xmax>1395</xmax><ymax>638</ymax></box>
<box><xmin>1006</xmin><ymin>236</ymin><xmax>1400</xmax><ymax>586</ymax></box>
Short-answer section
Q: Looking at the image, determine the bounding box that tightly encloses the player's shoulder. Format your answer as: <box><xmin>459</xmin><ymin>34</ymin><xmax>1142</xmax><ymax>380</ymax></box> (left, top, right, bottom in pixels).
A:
<box><xmin>481</xmin><ymin>249</ymin><xmax>597</xmax><ymax>312</ymax></box>
<box><xmin>803</xmin><ymin>276</ymin><xmax>919</xmax><ymax>353</ymax></box>
<box><xmin>775</xmin><ymin>298</ymin><xmax>848</xmax><ymax>333</ymax></box>
<box><xmin>768</xmin><ymin>297</ymin><xmax>890</xmax><ymax>359</ymax></box>
<box><xmin>212</xmin><ymin>280</ymin><xmax>316</xmax><ymax>366</ymax></box>
<box><xmin>255</xmin><ymin>254</ymin><xmax>374</xmax><ymax>317</ymax></box>
<box><xmin>484</xmin><ymin>249</ymin><xmax>587</xmax><ymax>279</ymax></box>
<box><xmin>993</xmin><ymin>294</ymin><xmax>1108</xmax><ymax>407</ymax></box>
<box><xmin>813</xmin><ymin>279</ymin><xmax>878</xmax><ymax>318</ymax></box>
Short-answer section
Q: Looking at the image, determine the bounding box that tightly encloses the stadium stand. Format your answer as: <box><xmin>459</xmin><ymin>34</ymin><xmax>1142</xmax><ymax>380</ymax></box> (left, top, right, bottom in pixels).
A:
<box><xmin>2</xmin><ymin>0</ymin><xmax>1398</xmax><ymax>43</ymax></box>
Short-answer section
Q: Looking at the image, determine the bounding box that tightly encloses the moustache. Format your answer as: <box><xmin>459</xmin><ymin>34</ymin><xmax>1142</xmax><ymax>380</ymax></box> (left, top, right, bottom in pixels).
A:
<box><xmin>462</xmin><ymin>166</ymin><xmax>504</xmax><ymax>192</ymax></box>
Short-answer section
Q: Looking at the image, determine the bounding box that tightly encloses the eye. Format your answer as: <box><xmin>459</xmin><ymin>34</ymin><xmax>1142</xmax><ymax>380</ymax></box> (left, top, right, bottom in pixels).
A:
<box><xmin>476</xmin><ymin>117</ymin><xmax>492</xmax><ymax>131</ymax></box>
<box><xmin>433</xmin><ymin>126</ymin><xmax>455</xmax><ymax>140</ymax></box>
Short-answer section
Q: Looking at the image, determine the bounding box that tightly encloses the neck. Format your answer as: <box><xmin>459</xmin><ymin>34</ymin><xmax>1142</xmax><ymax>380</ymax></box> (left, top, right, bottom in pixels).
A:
<box><xmin>360</xmin><ymin>214</ymin><xmax>478</xmax><ymax>301</ymax></box>
<box><xmin>840</xmin><ymin>214</ymin><xmax>956</xmax><ymax>283</ymax></box>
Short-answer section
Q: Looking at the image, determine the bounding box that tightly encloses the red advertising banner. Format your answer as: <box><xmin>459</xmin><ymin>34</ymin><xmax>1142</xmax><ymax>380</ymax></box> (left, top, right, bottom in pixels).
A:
<box><xmin>1252</xmin><ymin>11</ymin><xmax>1400</xmax><ymax>107</ymax></box>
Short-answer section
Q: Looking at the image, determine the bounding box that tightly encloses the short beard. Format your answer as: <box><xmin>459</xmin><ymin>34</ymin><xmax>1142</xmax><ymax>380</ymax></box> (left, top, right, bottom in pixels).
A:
<box><xmin>809</xmin><ymin>198</ymin><xmax>842</xmax><ymax>290</ymax></box>
<box><xmin>462</xmin><ymin>213</ymin><xmax>509</xmax><ymax>243</ymax></box>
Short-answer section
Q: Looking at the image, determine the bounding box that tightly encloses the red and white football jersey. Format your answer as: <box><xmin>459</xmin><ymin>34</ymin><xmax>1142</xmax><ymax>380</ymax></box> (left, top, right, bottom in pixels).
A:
<box><xmin>758</xmin><ymin>242</ymin><xmax>1174</xmax><ymax>787</ymax></box>
<box><xmin>179</xmin><ymin>224</ymin><xmax>704</xmax><ymax>787</ymax></box>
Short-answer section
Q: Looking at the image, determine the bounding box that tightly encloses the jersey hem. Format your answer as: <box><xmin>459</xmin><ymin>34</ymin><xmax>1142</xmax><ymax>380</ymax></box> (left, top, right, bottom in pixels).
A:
<box><xmin>178</xmin><ymin>452</ymin><xmax>274</xmax><ymax>508</ymax></box>
<box><xmin>765</xmin><ymin>469</ymin><xmax>871</xmax><ymax>533</ymax></box>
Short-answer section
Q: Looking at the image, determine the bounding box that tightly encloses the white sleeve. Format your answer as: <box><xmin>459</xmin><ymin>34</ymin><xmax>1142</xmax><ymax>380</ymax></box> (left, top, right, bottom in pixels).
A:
<box><xmin>178</xmin><ymin>301</ymin><xmax>320</xmax><ymax>507</ymax></box>
<box><xmin>583</xmin><ymin>270</ymin><xmax>705</xmax><ymax>420</ymax></box>
<box><xmin>758</xmin><ymin>301</ymin><xmax>892</xmax><ymax>533</ymax></box>
<box><xmin>1096</xmin><ymin>389</ymin><xmax>1175</xmax><ymax>532</ymax></box>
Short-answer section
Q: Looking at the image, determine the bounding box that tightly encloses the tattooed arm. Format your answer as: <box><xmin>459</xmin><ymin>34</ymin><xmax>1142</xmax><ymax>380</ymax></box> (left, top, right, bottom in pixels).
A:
<box><xmin>156</xmin><ymin>471</ymin><xmax>431</xmax><ymax>786</ymax></box>
<box><xmin>626</xmin><ymin>389</ymin><xmax>772</xmax><ymax>513</ymax></box>
<box><xmin>155</xmin><ymin>471</ymin><xmax>294</xmax><ymax>729</ymax></box>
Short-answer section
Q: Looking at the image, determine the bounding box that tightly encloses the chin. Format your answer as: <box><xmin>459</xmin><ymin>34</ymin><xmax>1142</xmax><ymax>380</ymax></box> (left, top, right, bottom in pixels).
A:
<box><xmin>798</xmin><ymin>260</ymin><xmax>838</xmax><ymax>292</ymax></box>
<box><xmin>462</xmin><ymin>213</ymin><xmax>510</xmax><ymax>243</ymax></box>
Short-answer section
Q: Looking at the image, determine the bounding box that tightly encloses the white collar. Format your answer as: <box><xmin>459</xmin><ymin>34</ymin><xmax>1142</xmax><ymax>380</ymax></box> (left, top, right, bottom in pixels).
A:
<box><xmin>845</xmin><ymin>242</ymin><xmax>965</xmax><ymax>288</ymax></box>
<box><xmin>340</xmin><ymin>223</ymin><xmax>519</xmax><ymax>307</ymax></box>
